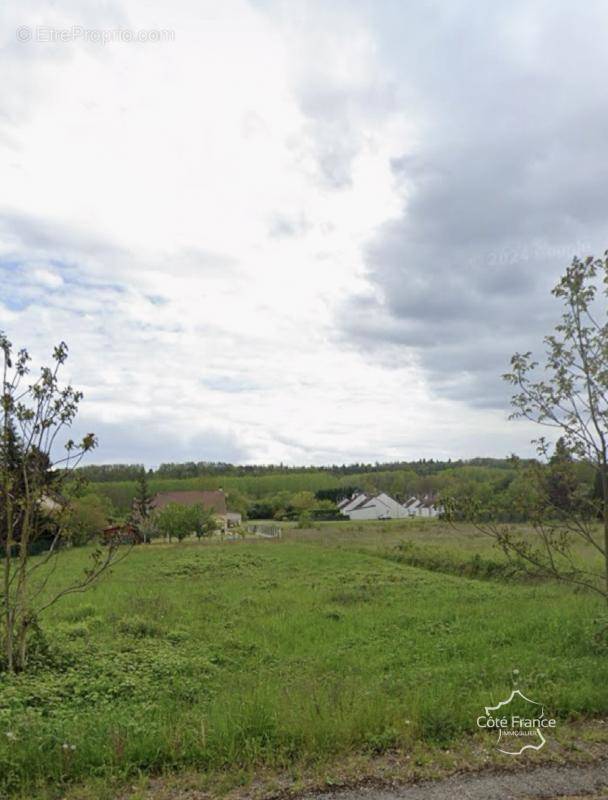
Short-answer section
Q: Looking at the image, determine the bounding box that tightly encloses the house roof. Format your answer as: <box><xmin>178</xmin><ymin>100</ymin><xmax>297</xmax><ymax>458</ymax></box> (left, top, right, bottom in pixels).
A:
<box><xmin>340</xmin><ymin>493</ymin><xmax>368</xmax><ymax>512</ymax></box>
<box><xmin>361</xmin><ymin>494</ymin><xmax>389</xmax><ymax>509</ymax></box>
<box><xmin>347</xmin><ymin>494</ymin><xmax>372</xmax><ymax>511</ymax></box>
<box><xmin>151</xmin><ymin>490</ymin><xmax>227</xmax><ymax>515</ymax></box>
<box><xmin>348</xmin><ymin>494</ymin><xmax>396</xmax><ymax>512</ymax></box>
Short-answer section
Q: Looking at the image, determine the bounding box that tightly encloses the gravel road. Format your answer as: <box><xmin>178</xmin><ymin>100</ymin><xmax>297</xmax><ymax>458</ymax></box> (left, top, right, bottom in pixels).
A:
<box><xmin>305</xmin><ymin>763</ymin><xmax>608</xmax><ymax>800</ymax></box>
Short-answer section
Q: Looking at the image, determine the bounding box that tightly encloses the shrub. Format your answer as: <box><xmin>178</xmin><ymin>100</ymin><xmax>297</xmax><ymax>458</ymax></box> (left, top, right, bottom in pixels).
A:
<box><xmin>166</xmin><ymin>628</ymin><xmax>189</xmax><ymax>644</ymax></box>
<box><xmin>64</xmin><ymin>604</ymin><xmax>97</xmax><ymax>622</ymax></box>
<box><xmin>296</xmin><ymin>512</ymin><xmax>312</xmax><ymax>529</ymax></box>
<box><xmin>118</xmin><ymin>616</ymin><xmax>164</xmax><ymax>638</ymax></box>
<box><xmin>591</xmin><ymin>616</ymin><xmax>608</xmax><ymax>654</ymax></box>
<box><xmin>56</xmin><ymin>621</ymin><xmax>91</xmax><ymax>639</ymax></box>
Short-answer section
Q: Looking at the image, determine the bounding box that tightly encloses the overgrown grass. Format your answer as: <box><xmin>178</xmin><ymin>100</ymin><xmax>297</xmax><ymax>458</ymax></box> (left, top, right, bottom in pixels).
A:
<box><xmin>0</xmin><ymin>528</ymin><xmax>607</xmax><ymax>798</ymax></box>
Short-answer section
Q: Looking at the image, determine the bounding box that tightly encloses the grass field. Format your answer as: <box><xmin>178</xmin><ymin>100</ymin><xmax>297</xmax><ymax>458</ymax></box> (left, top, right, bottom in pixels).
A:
<box><xmin>1</xmin><ymin>521</ymin><xmax>607</xmax><ymax>799</ymax></box>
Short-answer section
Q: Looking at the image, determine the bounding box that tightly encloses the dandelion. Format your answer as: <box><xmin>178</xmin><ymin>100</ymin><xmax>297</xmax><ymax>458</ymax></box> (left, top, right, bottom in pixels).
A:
<box><xmin>5</xmin><ymin>731</ymin><xmax>16</xmax><ymax>740</ymax></box>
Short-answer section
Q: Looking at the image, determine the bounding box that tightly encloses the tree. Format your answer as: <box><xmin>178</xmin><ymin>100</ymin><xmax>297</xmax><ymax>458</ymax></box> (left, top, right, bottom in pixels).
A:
<box><xmin>155</xmin><ymin>502</ymin><xmax>216</xmax><ymax>542</ymax></box>
<box><xmin>545</xmin><ymin>438</ymin><xmax>579</xmax><ymax>514</ymax></box>
<box><xmin>291</xmin><ymin>491</ymin><xmax>315</xmax><ymax>512</ymax></box>
<box><xmin>64</xmin><ymin>494</ymin><xmax>113</xmax><ymax>546</ymax></box>
<box><xmin>193</xmin><ymin>507</ymin><xmax>219</xmax><ymax>540</ymax></box>
<box><xmin>137</xmin><ymin>515</ymin><xmax>159</xmax><ymax>544</ymax></box>
<box><xmin>133</xmin><ymin>469</ymin><xmax>153</xmax><ymax>522</ymax></box>
<box><xmin>449</xmin><ymin>254</ymin><xmax>608</xmax><ymax>601</ymax></box>
<box><xmin>1</xmin><ymin>333</ymin><xmax>125</xmax><ymax>672</ymax></box>
<box><xmin>223</xmin><ymin>488</ymin><xmax>249</xmax><ymax>519</ymax></box>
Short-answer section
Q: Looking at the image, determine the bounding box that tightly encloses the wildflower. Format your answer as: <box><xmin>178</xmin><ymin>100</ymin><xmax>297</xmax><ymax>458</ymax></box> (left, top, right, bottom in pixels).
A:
<box><xmin>5</xmin><ymin>731</ymin><xmax>16</xmax><ymax>740</ymax></box>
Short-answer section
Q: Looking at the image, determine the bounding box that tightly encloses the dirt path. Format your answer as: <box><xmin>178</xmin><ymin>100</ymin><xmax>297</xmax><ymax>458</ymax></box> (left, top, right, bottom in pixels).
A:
<box><xmin>304</xmin><ymin>763</ymin><xmax>608</xmax><ymax>800</ymax></box>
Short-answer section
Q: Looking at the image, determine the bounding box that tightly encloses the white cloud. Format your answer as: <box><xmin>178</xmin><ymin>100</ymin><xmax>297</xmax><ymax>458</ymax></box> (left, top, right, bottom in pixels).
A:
<box><xmin>31</xmin><ymin>267</ymin><xmax>63</xmax><ymax>288</ymax></box>
<box><xmin>0</xmin><ymin>0</ymin><xmax>538</xmax><ymax>465</ymax></box>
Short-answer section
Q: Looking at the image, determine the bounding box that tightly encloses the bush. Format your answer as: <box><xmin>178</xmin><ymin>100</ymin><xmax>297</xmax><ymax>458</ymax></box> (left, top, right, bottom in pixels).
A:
<box><xmin>64</xmin><ymin>604</ymin><xmax>97</xmax><ymax>622</ymax></box>
<box><xmin>166</xmin><ymin>628</ymin><xmax>189</xmax><ymax>644</ymax></box>
<box><xmin>296</xmin><ymin>512</ymin><xmax>312</xmax><ymax>529</ymax></box>
<box><xmin>118</xmin><ymin>616</ymin><xmax>164</xmax><ymax>638</ymax></box>
<box><xmin>56</xmin><ymin>621</ymin><xmax>91</xmax><ymax>639</ymax></box>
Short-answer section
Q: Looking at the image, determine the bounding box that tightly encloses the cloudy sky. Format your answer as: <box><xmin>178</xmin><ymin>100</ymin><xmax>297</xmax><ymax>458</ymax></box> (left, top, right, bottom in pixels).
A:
<box><xmin>1</xmin><ymin>0</ymin><xmax>605</xmax><ymax>466</ymax></box>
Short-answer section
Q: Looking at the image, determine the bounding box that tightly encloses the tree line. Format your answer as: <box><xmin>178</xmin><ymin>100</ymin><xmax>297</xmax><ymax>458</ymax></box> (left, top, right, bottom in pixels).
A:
<box><xmin>74</xmin><ymin>456</ymin><xmax>517</xmax><ymax>483</ymax></box>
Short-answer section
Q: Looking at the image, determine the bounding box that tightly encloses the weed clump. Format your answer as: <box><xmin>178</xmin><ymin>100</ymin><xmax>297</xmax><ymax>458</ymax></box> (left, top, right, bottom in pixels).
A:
<box><xmin>385</xmin><ymin>541</ymin><xmax>524</xmax><ymax>581</ymax></box>
<box><xmin>118</xmin><ymin>616</ymin><xmax>164</xmax><ymax>638</ymax></box>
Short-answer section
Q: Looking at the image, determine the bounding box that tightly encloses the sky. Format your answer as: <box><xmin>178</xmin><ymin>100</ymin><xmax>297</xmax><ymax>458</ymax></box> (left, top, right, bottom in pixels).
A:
<box><xmin>1</xmin><ymin>0</ymin><xmax>606</xmax><ymax>467</ymax></box>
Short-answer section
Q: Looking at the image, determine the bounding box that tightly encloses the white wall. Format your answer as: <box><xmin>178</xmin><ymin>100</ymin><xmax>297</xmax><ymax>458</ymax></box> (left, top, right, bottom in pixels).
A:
<box><xmin>375</xmin><ymin>492</ymin><xmax>410</xmax><ymax>519</ymax></box>
<box><xmin>404</xmin><ymin>498</ymin><xmax>421</xmax><ymax>517</ymax></box>
<box><xmin>348</xmin><ymin>493</ymin><xmax>407</xmax><ymax>520</ymax></box>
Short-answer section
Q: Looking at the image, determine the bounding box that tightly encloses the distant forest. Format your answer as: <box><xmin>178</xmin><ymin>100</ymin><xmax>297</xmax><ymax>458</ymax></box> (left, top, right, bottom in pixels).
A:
<box><xmin>76</xmin><ymin>457</ymin><xmax>515</xmax><ymax>483</ymax></box>
<box><xmin>74</xmin><ymin>457</ymin><xmax>533</xmax><ymax>517</ymax></box>
<box><xmin>72</xmin><ymin>452</ymin><xmax>597</xmax><ymax>522</ymax></box>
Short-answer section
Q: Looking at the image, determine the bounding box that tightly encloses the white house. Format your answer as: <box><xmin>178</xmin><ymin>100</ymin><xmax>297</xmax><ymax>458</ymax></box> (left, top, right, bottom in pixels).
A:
<box><xmin>338</xmin><ymin>494</ymin><xmax>369</xmax><ymax>515</ymax></box>
<box><xmin>403</xmin><ymin>496</ymin><xmax>442</xmax><ymax>518</ymax></box>
<box><xmin>403</xmin><ymin>496</ymin><xmax>421</xmax><ymax>516</ymax></box>
<box><xmin>338</xmin><ymin>493</ymin><xmax>443</xmax><ymax>521</ymax></box>
<box><xmin>339</xmin><ymin>492</ymin><xmax>410</xmax><ymax>520</ymax></box>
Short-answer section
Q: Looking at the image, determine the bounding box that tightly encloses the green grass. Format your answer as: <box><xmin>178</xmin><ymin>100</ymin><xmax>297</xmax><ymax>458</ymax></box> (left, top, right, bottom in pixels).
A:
<box><xmin>0</xmin><ymin>524</ymin><xmax>607</xmax><ymax>798</ymax></box>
